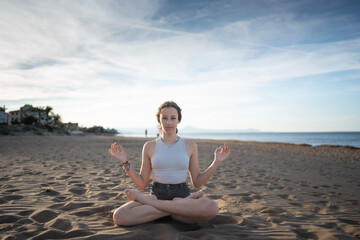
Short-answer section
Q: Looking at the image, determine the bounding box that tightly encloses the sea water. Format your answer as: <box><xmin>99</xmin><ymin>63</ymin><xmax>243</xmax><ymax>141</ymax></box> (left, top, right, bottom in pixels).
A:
<box><xmin>119</xmin><ymin>131</ymin><xmax>360</xmax><ymax>148</ymax></box>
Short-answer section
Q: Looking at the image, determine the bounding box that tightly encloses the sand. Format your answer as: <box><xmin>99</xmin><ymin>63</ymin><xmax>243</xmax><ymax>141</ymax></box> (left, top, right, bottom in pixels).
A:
<box><xmin>0</xmin><ymin>135</ymin><xmax>359</xmax><ymax>240</ymax></box>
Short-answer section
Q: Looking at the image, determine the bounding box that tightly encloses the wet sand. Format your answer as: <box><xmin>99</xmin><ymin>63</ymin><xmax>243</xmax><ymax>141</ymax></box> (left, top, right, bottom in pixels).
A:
<box><xmin>0</xmin><ymin>135</ymin><xmax>359</xmax><ymax>239</ymax></box>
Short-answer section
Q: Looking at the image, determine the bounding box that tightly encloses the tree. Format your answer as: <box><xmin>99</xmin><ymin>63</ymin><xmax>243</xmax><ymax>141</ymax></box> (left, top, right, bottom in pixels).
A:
<box><xmin>36</xmin><ymin>106</ymin><xmax>45</xmax><ymax>124</ymax></box>
<box><xmin>45</xmin><ymin>106</ymin><xmax>53</xmax><ymax>124</ymax></box>
<box><xmin>23</xmin><ymin>116</ymin><xmax>38</xmax><ymax>125</ymax></box>
<box><xmin>53</xmin><ymin>114</ymin><xmax>62</xmax><ymax>126</ymax></box>
<box><xmin>49</xmin><ymin>112</ymin><xmax>62</xmax><ymax>127</ymax></box>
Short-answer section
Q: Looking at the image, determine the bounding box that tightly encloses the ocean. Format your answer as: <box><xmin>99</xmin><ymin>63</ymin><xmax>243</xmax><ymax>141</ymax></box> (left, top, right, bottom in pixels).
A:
<box><xmin>118</xmin><ymin>132</ymin><xmax>360</xmax><ymax>148</ymax></box>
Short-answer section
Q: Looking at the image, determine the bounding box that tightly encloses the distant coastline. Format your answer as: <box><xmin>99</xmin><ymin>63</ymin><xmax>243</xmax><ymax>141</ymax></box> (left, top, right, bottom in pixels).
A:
<box><xmin>0</xmin><ymin>124</ymin><xmax>119</xmax><ymax>136</ymax></box>
<box><xmin>0</xmin><ymin>104</ymin><xmax>119</xmax><ymax>136</ymax></box>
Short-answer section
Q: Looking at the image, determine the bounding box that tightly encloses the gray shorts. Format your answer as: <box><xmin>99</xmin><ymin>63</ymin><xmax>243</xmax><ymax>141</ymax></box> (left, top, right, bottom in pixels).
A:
<box><xmin>151</xmin><ymin>182</ymin><xmax>190</xmax><ymax>200</ymax></box>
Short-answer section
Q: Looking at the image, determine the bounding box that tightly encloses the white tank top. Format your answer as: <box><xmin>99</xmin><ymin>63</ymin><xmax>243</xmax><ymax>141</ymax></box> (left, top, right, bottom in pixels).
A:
<box><xmin>151</xmin><ymin>137</ymin><xmax>190</xmax><ymax>184</ymax></box>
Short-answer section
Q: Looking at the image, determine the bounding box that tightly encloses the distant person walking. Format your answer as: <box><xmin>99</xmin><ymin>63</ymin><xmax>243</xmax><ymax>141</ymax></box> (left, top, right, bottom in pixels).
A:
<box><xmin>145</xmin><ymin>129</ymin><xmax>148</xmax><ymax>138</ymax></box>
<box><xmin>108</xmin><ymin>101</ymin><xmax>230</xmax><ymax>226</ymax></box>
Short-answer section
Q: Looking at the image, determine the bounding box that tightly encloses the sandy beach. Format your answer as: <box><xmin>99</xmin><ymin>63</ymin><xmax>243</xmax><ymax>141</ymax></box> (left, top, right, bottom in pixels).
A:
<box><xmin>0</xmin><ymin>135</ymin><xmax>359</xmax><ymax>239</ymax></box>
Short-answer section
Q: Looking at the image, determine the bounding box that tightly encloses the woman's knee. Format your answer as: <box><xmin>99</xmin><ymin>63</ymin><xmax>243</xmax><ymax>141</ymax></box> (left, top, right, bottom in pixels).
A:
<box><xmin>113</xmin><ymin>206</ymin><xmax>131</xmax><ymax>226</ymax></box>
<box><xmin>200</xmin><ymin>199</ymin><xmax>218</xmax><ymax>219</ymax></box>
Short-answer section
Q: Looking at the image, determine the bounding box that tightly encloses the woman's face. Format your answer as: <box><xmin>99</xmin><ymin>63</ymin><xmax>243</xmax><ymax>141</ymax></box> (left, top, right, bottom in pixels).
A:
<box><xmin>159</xmin><ymin>107</ymin><xmax>179</xmax><ymax>134</ymax></box>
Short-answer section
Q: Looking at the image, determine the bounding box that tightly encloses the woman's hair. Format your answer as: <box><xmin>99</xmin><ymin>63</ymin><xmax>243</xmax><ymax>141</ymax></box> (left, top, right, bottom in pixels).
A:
<box><xmin>156</xmin><ymin>101</ymin><xmax>182</xmax><ymax>133</ymax></box>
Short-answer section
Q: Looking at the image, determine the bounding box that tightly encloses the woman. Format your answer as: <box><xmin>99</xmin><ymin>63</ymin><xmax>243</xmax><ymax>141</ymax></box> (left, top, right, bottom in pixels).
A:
<box><xmin>109</xmin><ymin>101</ymin><xmax>231</xmax><ymax>226</ymax></box>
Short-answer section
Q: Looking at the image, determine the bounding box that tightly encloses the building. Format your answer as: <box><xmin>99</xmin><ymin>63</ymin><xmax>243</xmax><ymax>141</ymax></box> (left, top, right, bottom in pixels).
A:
<box><xmin>9</xmin><ymin>110</ymin><xmax>21</xmax><ymax>124</ymax></box>
<box><xmin>2</xmin><ymin>104</ymin><xmax>60</xmax><ymax>126</ymax></box>
<box><xmin>0</xmin><ymin>106</ymin><xmax>8</xmax><ymax>125</ymax></box>
<box><xmin>63</xmin><ymin>122</ymin><xmax>79</xmax><ymax>131</ymax></box>
<box><xmin>19</xmin><ymin>104</ymin><xmax>37</xmax><ymax>124</ymax></box>
<box><xmin>21</xmin><ymin>104</ymin><xmax>43</xmax><ymax>123</ymax></box>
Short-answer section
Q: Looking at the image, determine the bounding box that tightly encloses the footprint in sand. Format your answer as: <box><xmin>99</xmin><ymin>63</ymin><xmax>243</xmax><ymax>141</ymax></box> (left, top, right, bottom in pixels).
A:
<box><xmin>30</xmin><ymin>209</ymin><xmax>59</xmax><ymax>223</ymax></box>
<box><xmin>63</xmin><ymin>229</ymin><xmax>94</xmax><ymax>238</ymax></box>
<box><xmin>33</xmin><ymin>229</ymin><xmax>94</xmax><ymax>239</ymax></box>
<box><xmin>0</xmin><ymin>215</ymin><xmax>20</xmax><ymax>224</ymax></box>
<box><xmin>336</xmin><ymin>220</ymin><xmax>360</xmax><ymax>238</ymax></box>
<box><xmin>56</xmin><ymin>174</ymin><xmax>72</xmax><ymax>180</ymax></box>
<box><xmin>97</xmin><ymin>183</ymin><xmax>118</xmax><ymax>190</ymax></box>
<box><xmin>45</xmin><ymin>218</ymin><xmax>72</xmax><ymax>231</ymax></box>
<box><xmin>71</xmin><ymin>205</ymin><xmax>114</xmax><ymax>217</ymax></box>
<box><xmin>1</xmin><ymin>195</ymin><xmax>24</xmax><ymax>202</ymax></box>
<box><xmin>18</xmin><ymin>210</ymin><xmax>34</xmax><ymax>216</ymax></box>
<box><xmin>266</xmin><ymin>216</ymin><xmax>283</xmax><ymax>224</ymax></box>
<box><xmin>324</xmin><ymin>202</ymin><xmax>346</xmax><ymax>212</ymax></box>
<box><xmin>96</xmin><ymin>192</ymin><xmax>118</xmax><ymax>200</ymax></box>
<box><xmin>67</xmin><ymin>183</ymin><xmax>88</xmax><ymax>195</ymax></box>
<box><xmin>338</xmin><ymin>218</ymin><xmax>359</xmax><ymax>225</ymax></box>
<box><xmin>292</xmin><ymin>226</ymin><xmax>318</xmax><ymax>239</ymax></box>
<box><xmin>93</xmin><ymin>177</ymin><xmax>105</xmax><ymax>181</ymax></box>
<box><xmin>345</xmin><ymin>199</ymin><xmax>360</xmax><ymax>206</ymax></box>
<box><xmin>207</xmin><ymin>214</ymin><xmax>243</xmax><ymax>225</ymax></box>
<box><xmin>278</xmin><ymin>194</ymin><xmax>297</xmax><ymax>201</ymax></box>
<box><xmin>67</xmin><ymin>187</ymin><xmax>87</xmax><ymax>195</ymax></box>
<box><xmin>61</xmin><ymin>202</ymin><xmax>95</xmax><ymax>211</ymax></box>
<box><xmin>288</xmin><ymin>202</ymin><xmax>327</xmax><ymax>214</ymax></box>
<box><xmin>39</xmin><ymin>189</ymin><xmax>60</xmax><ymax>197</ymax></box>
<box><xmin>4</xmin><ymin>188</ymin><xmax>21</xmax><ymax>193</ymax></box>
<box><xmin>52</xmin><ymin>196</ymin><xmax>69</xmax><ymax>202</ymax></box>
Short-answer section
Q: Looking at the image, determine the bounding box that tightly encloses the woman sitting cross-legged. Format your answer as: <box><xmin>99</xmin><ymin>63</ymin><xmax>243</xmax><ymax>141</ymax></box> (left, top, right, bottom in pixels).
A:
<box><xmin>108</xmin><ymin>101</ymin><xmax>231</xmax><ymax>226</ymax></box>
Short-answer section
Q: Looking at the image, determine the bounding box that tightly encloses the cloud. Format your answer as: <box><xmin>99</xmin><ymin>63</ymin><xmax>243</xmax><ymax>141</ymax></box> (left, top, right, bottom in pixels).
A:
<box><xmin>16</xmin><ymin>58</ymin><xmax>62</xmax><ymax>70</ymax></box>
<box><xmin>0</xmin><ymin>0</ymin><xmax>359</xmax><ymax>131</ymax></box>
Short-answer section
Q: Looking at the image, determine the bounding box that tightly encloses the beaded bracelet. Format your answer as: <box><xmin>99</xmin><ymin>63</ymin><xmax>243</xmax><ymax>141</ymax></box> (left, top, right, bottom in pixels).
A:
<box><xmin>122</xmin><ymin>161</ymin><xmax>130</xmax><ymax>180</ymax></box>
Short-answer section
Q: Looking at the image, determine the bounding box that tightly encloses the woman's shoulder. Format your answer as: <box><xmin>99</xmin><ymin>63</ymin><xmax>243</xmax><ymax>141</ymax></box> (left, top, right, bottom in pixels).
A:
<box><xmin>142</xmin><ymin>139</ymin><xmax>158</xmax><ymax>158</ymax></box>
<box><xmin>143</xmin><ymin>138</ymin><xmax>159</xmax><ymax>153</ymax></box>
<box><xmin>143</xmin><ymin>138</ymin><xmax>157</xmax><ymax>149</ymax></box>
<box><xmin>183</xmin><ymin>138</ymin><xmax>197</xmax><ymax>149</ymax></box>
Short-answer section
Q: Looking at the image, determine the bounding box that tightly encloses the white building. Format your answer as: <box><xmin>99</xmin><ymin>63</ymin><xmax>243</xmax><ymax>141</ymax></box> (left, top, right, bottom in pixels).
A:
<box><xmin>9</xmin><ymin>110</ymin><xmax>21</xmax><ymax>124</ymax></box>
<box><xmin>3</xmin><ymin>104</ymin><xmax>58</xmax><ymax>126</ymax></box>
<box><xmin>0</xmin><ymin>106</ymin><xmax>8</xmax><ymax>125</ymax></box>
<box><xmin>63</xmin><ymin>122</ymin><xmax>79</xmax><ymax>131</ymax></box>
<box><xmin>18</xmin><ymin>104</ymin><xmax>47</xmax><ymax>124</ymax></box>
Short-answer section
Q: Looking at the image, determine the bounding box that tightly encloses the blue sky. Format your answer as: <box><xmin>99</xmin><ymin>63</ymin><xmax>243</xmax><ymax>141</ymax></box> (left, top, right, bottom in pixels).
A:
<box><xmin>0</xmin><ymin>0</ymin><xmax>359</xmax><ymax>132</ymax></box>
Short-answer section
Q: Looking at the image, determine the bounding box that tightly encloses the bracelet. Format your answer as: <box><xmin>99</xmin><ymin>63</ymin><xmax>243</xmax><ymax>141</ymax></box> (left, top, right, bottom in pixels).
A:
<box><xmin>122</xmin><ymin>161</ymin><xmax>130</xmax><ymax>180</ymax></box>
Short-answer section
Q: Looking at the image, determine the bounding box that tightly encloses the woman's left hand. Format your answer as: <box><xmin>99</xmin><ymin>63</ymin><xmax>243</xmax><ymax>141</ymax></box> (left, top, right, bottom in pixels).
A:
<box><xmin>214</xmin><ymin>144</ymin><xmax>231</xmax><ymax>163</ymax></box>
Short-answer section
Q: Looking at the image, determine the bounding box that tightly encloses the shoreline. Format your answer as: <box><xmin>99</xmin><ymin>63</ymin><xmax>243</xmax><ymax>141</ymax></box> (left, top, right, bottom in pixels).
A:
<box><xmin>0</xmin><ymin>135</ymin><xmax>359</xmax><ymax>239</ymax></box>
<box><xmin>113</xmin><ymin>135</ymin><xmax>360</xmax><ymax>150</ymax></box>
<box><xmin>2</xmin><ymin>124</ymin><xmax>359</xmax><ymax>149</ymax></box>
<box><xmin>5</xmin><ymin>133</ymin><xmax>358</xmax><ymax>151</ymax></box>
<box><xmin>118</xmin><ymin>131</ymin><xmax>360</xmax><ymax>149</ymax></box>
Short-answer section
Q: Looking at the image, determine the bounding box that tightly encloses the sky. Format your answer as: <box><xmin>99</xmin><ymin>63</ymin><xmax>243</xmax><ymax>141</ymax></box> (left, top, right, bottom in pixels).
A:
<box><xmin>1</xmin><ymin>0</ymin><xmax>360</xmax><ymax>132</ymax></box>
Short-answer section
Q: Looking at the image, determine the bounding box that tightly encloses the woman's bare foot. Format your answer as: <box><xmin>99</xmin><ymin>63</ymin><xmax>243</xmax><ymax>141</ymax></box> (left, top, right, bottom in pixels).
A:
<box><xmin>188</xmin><ymin>191</ymin><xmax>204</xmax><ymax>199</ymax></box>
<box><xmin>124</xmin><ymin>189</ymin><xmax>149</xmax><ymax>204</ymax></box>
<box><xmin>124</xmin><ymin>189</ymin><xmax>138</xmax><ymax>201</ymax></box>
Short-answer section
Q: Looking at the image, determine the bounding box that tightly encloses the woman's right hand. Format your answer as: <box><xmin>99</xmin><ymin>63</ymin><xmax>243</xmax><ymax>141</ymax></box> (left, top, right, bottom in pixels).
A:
<box><xmin>108</xmin><ymin>142</ymin><xmax>127</xmax><ymax>164</ymax></box>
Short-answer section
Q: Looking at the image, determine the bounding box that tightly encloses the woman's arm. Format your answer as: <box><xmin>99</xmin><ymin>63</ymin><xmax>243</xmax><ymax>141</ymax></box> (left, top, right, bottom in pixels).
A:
<box><xmin>109</xmin><ymin>141</ymin><xmax>153</xmax><ymax>190</ymax></box>
<box><xmin>187</xmin><ymin>140</ymin><xmax>230</xmax><ymax>189</ymax></box>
